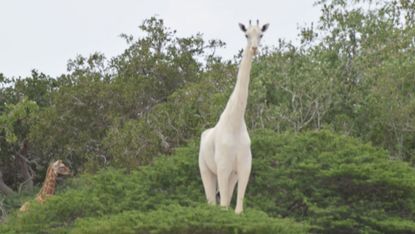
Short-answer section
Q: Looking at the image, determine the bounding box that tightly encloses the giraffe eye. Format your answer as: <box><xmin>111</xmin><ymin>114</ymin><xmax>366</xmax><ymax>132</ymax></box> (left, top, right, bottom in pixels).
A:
<box><xmin>260</xmin><ymin>34</ymin><xmax>263</xmax><ymax>38</ymax></box>
<box><xmin>245</xmin><ymin>34</ymin><xmax>248</xmax><ymax>38</ymax></box>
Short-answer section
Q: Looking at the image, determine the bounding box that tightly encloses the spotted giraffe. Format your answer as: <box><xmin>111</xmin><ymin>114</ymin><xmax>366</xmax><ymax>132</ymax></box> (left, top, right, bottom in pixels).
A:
<box><xmin>19</xmin><ymin>160</ymin><xmax>71</xmax><ymax>212</ymax></box>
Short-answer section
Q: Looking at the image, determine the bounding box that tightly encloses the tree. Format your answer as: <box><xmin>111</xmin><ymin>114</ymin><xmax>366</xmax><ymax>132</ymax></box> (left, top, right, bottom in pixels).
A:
<box><xmin>28</xmin><ymin>16</ymin><xmax>227</xmax><ymax>172</ymax></box>
<box><xmin>0</xmin><ymin>98</ymin><xmax>39</xmax><ymax>195</ymax></box>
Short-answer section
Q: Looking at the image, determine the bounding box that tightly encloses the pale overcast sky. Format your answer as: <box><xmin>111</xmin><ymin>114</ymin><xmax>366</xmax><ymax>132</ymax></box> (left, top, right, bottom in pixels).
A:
<box><xmin>0</xmin><ymin>0</ymin><xmax>321</xmax><ymax>78</ymax></box>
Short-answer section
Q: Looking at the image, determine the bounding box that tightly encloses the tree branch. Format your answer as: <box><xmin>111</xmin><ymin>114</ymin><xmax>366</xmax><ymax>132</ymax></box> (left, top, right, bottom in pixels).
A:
<box><xmin>15</xmin><ymin>140</ymin><xmax>34</xmax><ymax>192</ymax></box>
<box><xmin>0</xmin><ymin>170</ymin><xmax>16</xmax><ymax>196</ymax></box>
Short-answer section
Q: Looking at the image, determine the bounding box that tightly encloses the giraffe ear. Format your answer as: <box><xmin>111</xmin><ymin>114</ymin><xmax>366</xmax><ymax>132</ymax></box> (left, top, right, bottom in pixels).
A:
<box><xmin>261</xmin><ymin>23</ymin><xmax>270</xmax><ymax>32</ymax></box>
<box><xmin>239</xmin><ymin>23</ymin><xmax>247</xmax><ymax>32</ymax></box>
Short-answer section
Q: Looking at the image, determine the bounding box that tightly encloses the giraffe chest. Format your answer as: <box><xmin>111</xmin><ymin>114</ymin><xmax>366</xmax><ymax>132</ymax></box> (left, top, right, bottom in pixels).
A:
<box><xmin>214</xmin><ymin>127</ymin><xmax>251</xmax><ymax>149</ymax></box>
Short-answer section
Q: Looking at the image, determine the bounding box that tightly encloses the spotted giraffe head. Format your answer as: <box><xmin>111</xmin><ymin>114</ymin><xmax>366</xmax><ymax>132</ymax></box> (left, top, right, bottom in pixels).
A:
<box><xmin>51</xmin><ymin>160</ymin><xmax>72</xmax><ymax>176</ymax></box>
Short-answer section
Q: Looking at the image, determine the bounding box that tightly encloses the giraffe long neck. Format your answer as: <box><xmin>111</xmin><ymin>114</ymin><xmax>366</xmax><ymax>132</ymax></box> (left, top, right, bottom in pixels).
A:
<box><xmin>36</xmin><ymin>166</ymin><xmax>57</xmax><ymax>202</ymax></box>
<box><xmin>220</xmin><ymin>44</ymin><xmax>253</xmax><ymax>129</ymax></box>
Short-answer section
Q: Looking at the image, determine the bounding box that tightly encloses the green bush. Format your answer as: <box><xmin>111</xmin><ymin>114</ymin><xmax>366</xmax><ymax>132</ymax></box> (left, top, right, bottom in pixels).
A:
<box><xmin>248</xmin><ymin>129</ymin><xmax>415</xmax><ymax>233</ymax></box>
<box><xmin>70</xmin><ymin>205</ymin><xmax>307</xmax><ymax>234</ymax></box>
<box><xmin>2</xmin><ymin>130</ymin><xmax>415</xmax><ymax>233</ymax></box>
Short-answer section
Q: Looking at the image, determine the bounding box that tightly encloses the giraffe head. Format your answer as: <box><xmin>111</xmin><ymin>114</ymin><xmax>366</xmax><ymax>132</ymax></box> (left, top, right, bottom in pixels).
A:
<box><xmin>51</xmin><ymin>160</ymin><xmax>72</xmax><ymax>176</ymax></box>
<box><xmin>239</xmin><ymin>20</ymin><xmax>270</xmax><ymax>55</ymax></box>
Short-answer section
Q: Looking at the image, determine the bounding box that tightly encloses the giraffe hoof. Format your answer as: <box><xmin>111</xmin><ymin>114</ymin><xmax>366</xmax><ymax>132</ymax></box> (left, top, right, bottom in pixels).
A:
<box><xmin>235</xmin><ymin>208</ymin><xmax>243</xmax><ymax>215</ymax></box>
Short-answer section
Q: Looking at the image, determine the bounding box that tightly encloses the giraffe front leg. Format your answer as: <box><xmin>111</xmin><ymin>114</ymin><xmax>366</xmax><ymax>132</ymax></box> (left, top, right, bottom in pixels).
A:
<box><xmin>227</xmin><ymin>172</ymin><xmax>238</xmax><ymax>206</ymax></box>
<box><xmin>199</xmin><ymin>130</ymin><xmax>217</xmax><ymax>205</ymax></box>
<box><xmin>235</xmin><ymin>148</ymin><xmax>252</xmax><ymax>214</ymax></box>
<box><xmin>199</xmin><ymin>160</ymin><xmax>217</xmax><ymax>205</ymax></box>
<box><xmin>215</xmin><ymin>147</ymin><xmax>235</xmax><ymax>208</ymax></box>
<box><xmin>215</xmin><ymin>145</ymin><xmax>234</xmax><ymax>208</ymax></box>
<box><xmin>217</xmin><ymin>166</ymin><xmax>231</xmax><ymax>208</ymax></box>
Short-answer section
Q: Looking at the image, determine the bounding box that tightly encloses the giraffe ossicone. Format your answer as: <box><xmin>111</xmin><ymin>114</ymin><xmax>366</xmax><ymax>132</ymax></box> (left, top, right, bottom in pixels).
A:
<box><xmin>198</xmin><ymin>20</ymin><xmax>269</xmax><ymax>214</ymax></box>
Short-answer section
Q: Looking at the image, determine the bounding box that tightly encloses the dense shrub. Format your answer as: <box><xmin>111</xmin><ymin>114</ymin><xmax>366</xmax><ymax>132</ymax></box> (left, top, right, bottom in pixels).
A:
<box><xmin>1</xmin><ymin>130</ymin><xmax>415</xmax><ymax>233</ymax></box>
<box><xmin>70</xmin><ymin>205</ymin><xmax>307</xmax><ymax>234</ymax></box>
<box><xmin>248</xmin><ymin>130</ymin><xmax>415</xmax><ymax>233</ymax></box>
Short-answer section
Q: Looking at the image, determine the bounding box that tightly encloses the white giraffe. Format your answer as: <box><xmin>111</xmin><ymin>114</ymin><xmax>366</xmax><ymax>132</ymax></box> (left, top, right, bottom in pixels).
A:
<box><xmin>199</xmin><ymin>20</ymin><xmax>269</xmax><ymax>214</ymax></box>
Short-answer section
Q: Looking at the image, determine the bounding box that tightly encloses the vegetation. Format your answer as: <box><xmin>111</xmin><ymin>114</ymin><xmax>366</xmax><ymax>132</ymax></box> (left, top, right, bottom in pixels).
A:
<box><xmin>1</xmin><ymin>131</ymin><xmax>415</xmax><ymax>233</ymax></box>
<box><xmin>1</xmin><ymin>0</ymin><xmax>415</xmax><ymax>233</ymax></box>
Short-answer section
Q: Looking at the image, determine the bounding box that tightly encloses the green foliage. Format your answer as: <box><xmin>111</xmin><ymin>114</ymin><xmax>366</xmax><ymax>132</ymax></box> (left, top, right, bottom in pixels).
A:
<box><xmin>1</xmin><ymin>0</ymin><xmax>415</xmax><ymax>232</ymax></box>
<box><xmin>0</xmin><ymin>97</ymin><xmax>39</xmax><ymax>195</ymax></box>
<box><xmin>0</xmin><ymin>97</ymin><xmax>39</xmax><ymax>144</ymax></box>
<box><xmin>28</xmin><ymin>76</ymin><xmax>116</xmax><ymax>171</ymax></box>
<box><xmin>248</xmin><ymin>130</ymin><xmax>415</xmax><ymax>233</ymax></box>
<box><xmin>70</xmin><ymin>205</ymin><xmax>307</xmax><ymax>234</ymax></box>
<box><xmin>103</xmin><ymin>65</ymin><xmax>234</xmax><ymax>169</ymax></box>
<box><xmin>2</xmin><ymin>0</ymin><xmax>415</xmax><ymax>186</ymax></box>
<box><xmin>27</xmin><ymin>16</ymin><xmax>227</xmax><ymax>172</ymax></box>
<box><xmin>311</xmin><ymin>0</ymin><xmax>415</xmax><ymax>161</ymax></box>
<box><xmin>248</xmin><ymin>45</ymin><xmax>334</xmax><ymax>131</ymax></box>
<box><xmin>2</xmin><ymin>130</ymin><xmax>415</xmax><ymax>233</ymax></box>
